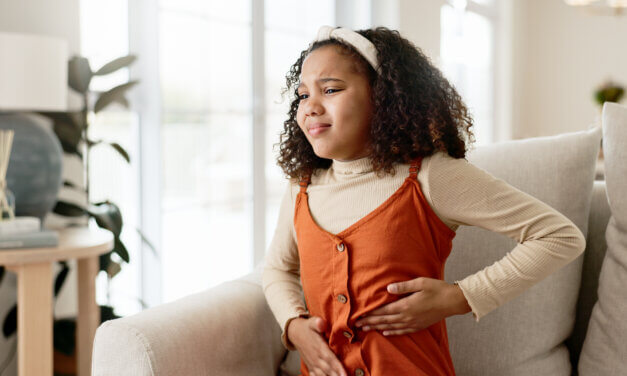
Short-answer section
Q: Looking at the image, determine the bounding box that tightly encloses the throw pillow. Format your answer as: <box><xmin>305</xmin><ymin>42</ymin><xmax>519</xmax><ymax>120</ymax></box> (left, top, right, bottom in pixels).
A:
<box><xmin>578</xmin><ymin>102</ymin><xmax>627</xmax><ymax>375</ymax></box>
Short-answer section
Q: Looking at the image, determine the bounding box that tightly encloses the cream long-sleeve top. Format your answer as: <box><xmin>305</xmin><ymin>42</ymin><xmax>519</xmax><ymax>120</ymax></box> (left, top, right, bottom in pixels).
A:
<box><xmin>262</xmin><ymin>151</ymin><xmax>586</xmax><ymax>351</ymax></box>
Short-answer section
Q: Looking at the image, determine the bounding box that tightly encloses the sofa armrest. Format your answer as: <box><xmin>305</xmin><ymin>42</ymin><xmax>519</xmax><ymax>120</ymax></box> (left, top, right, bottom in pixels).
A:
<box><xmin>92</xmin><ymin>271</ymin><xmax>287</xmax><ymax>375</ymax></box>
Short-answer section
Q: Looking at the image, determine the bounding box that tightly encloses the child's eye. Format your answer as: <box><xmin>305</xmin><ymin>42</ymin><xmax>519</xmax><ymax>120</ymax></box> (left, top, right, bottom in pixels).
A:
<box><xmin>297</xmin><ymin>89</ymin><xmax>339</xmax><ymax>100</ymax></box>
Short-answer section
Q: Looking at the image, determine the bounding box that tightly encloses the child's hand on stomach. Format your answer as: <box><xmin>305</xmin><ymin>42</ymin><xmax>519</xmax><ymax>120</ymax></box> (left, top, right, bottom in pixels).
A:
<box><xmin>287</xmin><ymin>316</ymin><xmax>348</xmax><ymax>376</ymax></box>
<box><xmin>355</xmin><ymin>277</ymin><xmax>471</xmax><ymax>336</ymax></box>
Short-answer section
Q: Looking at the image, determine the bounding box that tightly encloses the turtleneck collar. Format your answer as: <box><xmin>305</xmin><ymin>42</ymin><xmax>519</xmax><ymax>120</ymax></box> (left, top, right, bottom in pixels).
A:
<box><xmin>331</xmin><ymin>156</ymin><xmax>373</xmax><ymax>175</ymax></box>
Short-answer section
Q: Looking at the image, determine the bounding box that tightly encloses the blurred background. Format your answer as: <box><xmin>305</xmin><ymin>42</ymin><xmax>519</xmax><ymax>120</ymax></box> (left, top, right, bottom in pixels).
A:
<box><xmin>0</xmin><ymin>0</ymin><xmax>625</xmax><ymax>373</ymax></box>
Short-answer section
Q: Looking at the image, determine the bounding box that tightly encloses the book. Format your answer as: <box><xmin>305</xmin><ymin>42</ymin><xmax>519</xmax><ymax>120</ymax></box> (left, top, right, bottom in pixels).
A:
<box><xmin>0</xmin><ymin>217</ymin><xmax>41</xmax><ymax>236</ymax></box>
<box><xmin>0</xmin><ymin>230</ymin><xmax>59</xmax><ymax>249</ymax></box>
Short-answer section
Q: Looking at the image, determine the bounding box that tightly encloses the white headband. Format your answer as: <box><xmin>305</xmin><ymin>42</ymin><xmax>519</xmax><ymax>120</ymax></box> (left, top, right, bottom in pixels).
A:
<box><xmin>312</xmin><ymin>25</ymin><xmax>379</xmax><ymax>73</ymax></box>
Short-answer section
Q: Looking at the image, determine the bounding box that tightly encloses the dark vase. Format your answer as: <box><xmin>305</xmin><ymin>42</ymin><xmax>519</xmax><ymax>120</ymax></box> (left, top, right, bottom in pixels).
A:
<box><xmin>0</xmin><ymin>112</ymin><xmax>63</xmax><ymax>223</ymax></box>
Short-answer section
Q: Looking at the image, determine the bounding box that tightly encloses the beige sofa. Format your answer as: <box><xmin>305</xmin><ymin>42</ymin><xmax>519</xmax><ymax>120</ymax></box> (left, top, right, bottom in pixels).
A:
<box><xmin>92</xmin><ymin>102</ymin><xmax>627</xmax><ymax>376</ymax></box>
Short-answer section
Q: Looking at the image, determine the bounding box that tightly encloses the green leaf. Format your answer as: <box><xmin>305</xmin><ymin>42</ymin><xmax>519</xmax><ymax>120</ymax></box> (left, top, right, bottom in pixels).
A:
<box><xmin>38</xmin><ymin>111</ymin><xmax>84</xmax><ymax>159</ymax></box>
<box><xmin>113</xmin><ymin>236</ymin><xmax>130</xmax><ymax>263</ymax></box>
<box><xmin>53</xmin><ymin>318</ymin><xmax>76</xmax><ymax>356</ymax></box>
<box><xmin>87</xmin><ymin>138</ymin><xmax>102</xmax><ymax>148</ymax></box>
<box><xmin>109</xmin><ymin>142</ymin><xmax>130</xmax><ymax>163</ymax></box>
<box><xmin>136</xmin><ymin>297</ymin><xmax>149</xmax><ymax>310</ymax></box>
<box><xmin>63</xmin><ymin>180</ymin><xmax>83</xmax><ymax>190</ymax></box>
<box><xmin>69</xmin><ymin>111</ymin><xmax>87</xmax><ymax>132</ymax></box>
<box><xmin>99</xmin><ymin>252</ymin><xmax>112</xmax><ymax>273</ymax></box>
<box><xmin>136</xmin><ymin>227</ymin><xmax>158</xmax><ymax>258</ymax></box>
<box><xmin>59</xmin><ymin>142</ymin><xmax>83</xmax><ymax>159</ymax></box>
<box><xmin>87</xmin><ymin>201</ymin><xmax>123</xmax><ymax>237</ymax></box>
<box><xmin>106</xmin><ymin>260</ymin><xmax>122</xmax><ymax>278</ymax></box>
<box><xmin>38</xmin><ymin>111</ymin><xmax>82</xmax><ymax>132</ymax></box>
<box><xmin>2</xmin><ymin>304</ymin><xmax>16</xmax><ymax>338</ymax></box>
<box><xmin>100</xmin><ymin>304</ymin><xmax>121</xmax><ymax>323</ymax></box>
<box><xmin>68</xmin><ymin>56</ymin><xmax>93</xmax><ymax>93</ymax></box>
<box><xmin>54</xmin><ymin>261</ymin><xmax>69</xmax><ymax>297</ymax></box>
<box><xmin>53</xmin><ymin>201</ymin><xmax>87</xmax><ymax>217</ymax></box>
<box><xmin>94</xmin><ymin>81</ymin><xmax>139</xmax><ymax>113</ymax></box>
<box><xmin>54</xmin><ymin>120</ymin><xmax>81</xmax><ymax>147</ymax></box>
<box><xmin>93</xmin><ymin>55</ymin><xmax>137</xmax><ymax>76</ymax></box>
<box><xmin>113</xmin><ymin>96</ymin><xmax>130</xmax><ymax>108</ymax></box>
<box><xmin>90</xmin><ymin>141</ymin><xmax>130</xmax><ymax>163</ymax></box>
<box><xmin>38</xmin><ymin>111</ymin><xmax>84</xmax><ymax>152</ymax></box>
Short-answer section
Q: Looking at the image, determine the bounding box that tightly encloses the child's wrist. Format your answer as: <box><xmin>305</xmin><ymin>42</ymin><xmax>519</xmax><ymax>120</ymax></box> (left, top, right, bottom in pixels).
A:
<box><xmin>286</xmin><ymin>316</ymin><xmax>307</xmax><ymax>347</ymax></box>
<box><xmin>450</xmin><ymin>282</ymin><xmax>472</xmax><ymax>316</ymax></box>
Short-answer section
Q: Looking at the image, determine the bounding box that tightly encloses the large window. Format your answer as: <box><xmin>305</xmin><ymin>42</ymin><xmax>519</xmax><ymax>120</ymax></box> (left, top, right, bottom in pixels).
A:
<box><xmin>158</xmin><ymin>0</ymin><xmax>254</xmax><ymax>303</ymax></box>
<box><xmin>440</xmin><ymin>0</ymin><xmax>496</xmax><ymax>145</ymax></box>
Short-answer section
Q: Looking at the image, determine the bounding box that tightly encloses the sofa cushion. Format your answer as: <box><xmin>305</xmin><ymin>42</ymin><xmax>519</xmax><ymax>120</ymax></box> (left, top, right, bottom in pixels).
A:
<box><xmin>444</xmin><ymin>127</ymin><xmax>601</xmax><ymax>375</ymax></box>
<box><xmin>578</xmin><ymin>102</ymin><xmax>627</xmax><ymax>375</ymax></box>
<box><xmin>93</xmin><ymin>265</ymin><xmax>286</xmax><ymax>376</ymax></box>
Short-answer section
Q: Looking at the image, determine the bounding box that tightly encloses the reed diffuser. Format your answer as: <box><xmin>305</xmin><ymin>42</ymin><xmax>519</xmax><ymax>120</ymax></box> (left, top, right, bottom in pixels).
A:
<box><xmin>0</xmin><ymin>129</ymin><xmax>15</xmax><ymax>221</ymax></box>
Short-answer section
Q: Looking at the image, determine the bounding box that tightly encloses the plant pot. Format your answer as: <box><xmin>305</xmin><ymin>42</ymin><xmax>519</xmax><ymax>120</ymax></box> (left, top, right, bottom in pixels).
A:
<box><xmin>54</xmin><ymin>347</ymin><xmax>76</xmax><ymax>376</ymax></box>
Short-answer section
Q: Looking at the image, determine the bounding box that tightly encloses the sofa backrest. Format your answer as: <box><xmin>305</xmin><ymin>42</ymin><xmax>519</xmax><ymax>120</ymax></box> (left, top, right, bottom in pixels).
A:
<box><xmin>443</xmin><ymin>127</ymin><xmax>601</xmax><ymax>375</ymax></box>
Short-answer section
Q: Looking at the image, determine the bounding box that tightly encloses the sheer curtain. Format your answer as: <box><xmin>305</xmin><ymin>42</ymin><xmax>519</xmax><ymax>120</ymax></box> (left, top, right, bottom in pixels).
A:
<box><xmin>440</xmin><ymin>0</ymin><xmax>496</xmax><ymax>145</ymax></box>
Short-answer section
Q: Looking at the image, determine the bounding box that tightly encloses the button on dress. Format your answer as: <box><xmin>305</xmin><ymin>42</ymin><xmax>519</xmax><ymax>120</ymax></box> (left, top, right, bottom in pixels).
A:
<box><xmin>294</xmin><ymin>156</ymin><xmax>457</xmax><ymax>376</ymax></box>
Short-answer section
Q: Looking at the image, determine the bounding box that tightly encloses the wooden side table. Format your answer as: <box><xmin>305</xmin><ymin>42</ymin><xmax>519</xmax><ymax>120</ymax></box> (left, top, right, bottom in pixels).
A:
<box><xmin>0</xmin><ymin>227</ymin><xmax>113</xmax><ymax>376</ymax></box>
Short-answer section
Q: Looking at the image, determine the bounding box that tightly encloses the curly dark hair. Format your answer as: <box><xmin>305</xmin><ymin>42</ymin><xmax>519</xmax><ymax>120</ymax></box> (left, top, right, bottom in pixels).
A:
<box><xmin>275</xmin><ymin>26</ymin><xmax>476</xmax><ymax>182</ymax></box>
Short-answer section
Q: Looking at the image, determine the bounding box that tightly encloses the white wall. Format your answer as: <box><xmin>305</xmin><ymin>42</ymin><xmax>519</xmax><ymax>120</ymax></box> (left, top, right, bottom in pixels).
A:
<box><xmin>0</xmin><ymin>1</ymin><xmax>80</xmax><ymax>51</ymax></box>
<box><xmin>393</xmin><ymin>0</ymin><xmax>627</xmax><ymax>140</ymax></box>
<box><xmin>398</xmin><ymin>0</ymin><xmax>446</xmax><ymax>65</ymax></box>
<box><xmin>0</xmin><ymin>1</ymin><xmax>82</xmax><ymax>374</ymax></box>
<box><xmin>512</xmin><ymin>0</ymin><xmax>627</xmax><ymax>138</ymax></box>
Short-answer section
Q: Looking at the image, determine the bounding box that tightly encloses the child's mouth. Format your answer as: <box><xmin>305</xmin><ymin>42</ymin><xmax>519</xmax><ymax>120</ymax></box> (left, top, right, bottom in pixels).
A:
<box><xmin>308</xmin><ymin>123</ymin><xmax>331</xmax><ymax>136</ymax></box>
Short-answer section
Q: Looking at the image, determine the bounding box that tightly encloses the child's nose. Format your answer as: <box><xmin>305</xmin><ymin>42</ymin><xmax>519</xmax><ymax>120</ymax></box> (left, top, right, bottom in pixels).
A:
<box><xmin>303</xmin><ymin>95</ymin><xmax>324</xmax><ymax>116</ymax></box>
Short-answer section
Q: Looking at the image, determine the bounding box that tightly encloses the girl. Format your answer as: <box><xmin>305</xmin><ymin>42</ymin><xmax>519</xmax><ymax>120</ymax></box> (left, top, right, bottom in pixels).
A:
<box><xmin>262</xmin><ymin>26</ymin><xmax>585</xmax><ymax>376</ymax></box>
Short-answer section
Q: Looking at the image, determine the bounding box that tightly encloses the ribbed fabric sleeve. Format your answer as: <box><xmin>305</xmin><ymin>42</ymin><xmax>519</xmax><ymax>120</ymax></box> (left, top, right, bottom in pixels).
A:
<box><xmin>261</xmin><ymin>151</ymin><xmax>586</xmax><ymax>351</ymax></box>
<box><xmin>427</xmin><ymin>153</ymin><xmax>586</xmax><ymax>321</ymax></box>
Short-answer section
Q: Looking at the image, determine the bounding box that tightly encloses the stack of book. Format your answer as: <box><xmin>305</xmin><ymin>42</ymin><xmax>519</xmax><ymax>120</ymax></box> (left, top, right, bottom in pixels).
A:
<box><xmin>0</xmin><ymin>217</ymin><xmax>59</xmax><ymax>249</ymax></box>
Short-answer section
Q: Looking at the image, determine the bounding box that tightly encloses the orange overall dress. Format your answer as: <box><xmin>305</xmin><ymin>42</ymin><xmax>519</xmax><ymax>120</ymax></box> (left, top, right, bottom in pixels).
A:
<box><xmin>294</xmin><ymin>156</ymin><xmax>457</xmax><ymax>376</ymax></box>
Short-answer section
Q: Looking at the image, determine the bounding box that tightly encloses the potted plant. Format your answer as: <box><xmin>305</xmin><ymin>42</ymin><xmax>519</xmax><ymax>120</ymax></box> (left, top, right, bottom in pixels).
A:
<box><xmin>594</xmin><ymin>80</ymin><xmax>625</xmax><ymax>107</ymax></box>
<box><xmin>0</xmin><ymin>54</ymin><xmax>156</xmax><ymax>376</ymax></box>
<box><xmin>593</xmin><ymin>80</ymin><xmax>624</xmax><ymax>162</ymax></box>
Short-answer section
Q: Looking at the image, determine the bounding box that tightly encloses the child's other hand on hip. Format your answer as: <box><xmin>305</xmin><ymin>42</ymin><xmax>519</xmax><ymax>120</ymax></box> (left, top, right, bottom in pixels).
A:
<box><xmin>354</xmin><ymin>277</ymin><xmax>472</xmax><ymax>336</ymax></box>
<box><xmin>287</xmin><ymin>316</ymin><xmax>348</xmax><ymax>376</ymax></box>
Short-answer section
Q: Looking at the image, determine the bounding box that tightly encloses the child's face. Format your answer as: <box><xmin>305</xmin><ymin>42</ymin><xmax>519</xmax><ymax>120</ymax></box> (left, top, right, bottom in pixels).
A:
<box><xmin>296</xmin><ymin>45</ymin><xmax>373</xmax><ymax>161</ymax></box>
